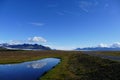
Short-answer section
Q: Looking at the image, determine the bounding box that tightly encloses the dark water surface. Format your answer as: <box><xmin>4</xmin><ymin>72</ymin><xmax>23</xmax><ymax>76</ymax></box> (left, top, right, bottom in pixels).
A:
<box><xmin>0</xmin><ymin>58</ymin><xmax>60</xmax><ymax>80</ymax></box>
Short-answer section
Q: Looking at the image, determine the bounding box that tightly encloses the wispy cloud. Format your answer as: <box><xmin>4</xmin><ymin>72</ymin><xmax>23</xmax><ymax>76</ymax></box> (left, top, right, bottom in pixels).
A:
<box><xmin>56</xmin><ymin>10</ymin><xmax>82</xmax><ymax>16</ymax></box>
<box><xmin>79</xmin><ymin>1</ymin><xmax>92</xmax><ymax>12</ymax></box>
<box><xmin>30</xmin><ymin>22</ymin><xmax>44</xmax><ymax>26</ymax></box>
<box><xmin>9</xmin><ymin>40</ymin><xmax>23</xmax><ymax>45</ymax></box>
<box><xmin>78</xmin><ymin>0</ymin><xmax>99</xmax><ymax>12</ymax></box>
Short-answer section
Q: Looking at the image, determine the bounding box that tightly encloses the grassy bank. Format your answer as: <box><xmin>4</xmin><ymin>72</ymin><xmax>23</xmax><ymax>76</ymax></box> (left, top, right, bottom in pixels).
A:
<box><xmin>67</xmin><ymin>53</ymin><xmax>120</xmax><ymax>80</ymax></box>
<box><xmin>0</xmin><ymin>51</ymin><xmax>120</xmax><ymax>80</ymax></box>
<box><xmin>41</xmin><ymin>52</ymin><xmax>120</xmax><ymax>80</ymax></box>
<box><xmin>0</xmin><ymin>50</ymin><xmax>71</xmax><ymax>64</ymax></box>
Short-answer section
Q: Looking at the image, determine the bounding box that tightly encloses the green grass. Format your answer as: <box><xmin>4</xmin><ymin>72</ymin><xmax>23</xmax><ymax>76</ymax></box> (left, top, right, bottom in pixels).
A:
<box><xmin>41</xmin><ymin>52</ymin><xmax>120</xmax><ymax>80</ymax></box>
<box><xmin>0</xmin><ymin>51</ymin><xmax>120</xmax><ymax>80</ymax></box>
<box><xmin>67</xmin><ymin>53</ymin><xmax>120</xmax><ymax>80</ymax></box>
<box><xmin>0</xmin><ymin>50</ymin><xmax>69</xmax><ymax>64</ymax></box>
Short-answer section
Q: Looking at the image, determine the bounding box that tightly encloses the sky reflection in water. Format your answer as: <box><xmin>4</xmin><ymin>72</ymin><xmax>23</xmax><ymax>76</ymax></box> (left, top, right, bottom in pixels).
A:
<box><xmin>0</xmin><ymin>58</ymin><xmax>60</xmax><ymax>80</ymax></box>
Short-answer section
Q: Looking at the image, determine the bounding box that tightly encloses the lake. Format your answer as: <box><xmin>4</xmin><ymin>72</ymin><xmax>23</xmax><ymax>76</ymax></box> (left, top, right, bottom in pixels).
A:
<box><xmin>0</xmin><ymin>58</ymin><xmax>60</xmax><ymax>80</ymax></box>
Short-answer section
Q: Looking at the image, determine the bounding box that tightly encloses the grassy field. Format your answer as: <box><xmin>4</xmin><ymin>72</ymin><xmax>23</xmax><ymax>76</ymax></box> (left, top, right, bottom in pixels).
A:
<box><xmin>0</xmin><ymin>50</ymin><xmax>70</xmax><ymax>64</ymax></box>
<box><xmin>0</xmin><ymin>50</ymin><xmax>120</xmax><ymax>80</ymax></box>
<box><xmin>93</xmin><ymin>51</ymin><xmax>120</xmax><ymax>56</ymax></box>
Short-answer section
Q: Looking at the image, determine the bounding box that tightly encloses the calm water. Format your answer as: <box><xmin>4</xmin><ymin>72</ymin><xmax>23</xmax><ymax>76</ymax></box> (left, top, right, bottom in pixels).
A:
<box><xmin>0</xmin><ymin>58</ymin><xmax>60</xmax><ymax>80</ymax></box>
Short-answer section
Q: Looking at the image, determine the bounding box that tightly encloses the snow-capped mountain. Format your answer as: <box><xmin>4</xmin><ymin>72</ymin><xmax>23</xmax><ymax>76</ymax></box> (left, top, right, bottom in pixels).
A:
<box><xmin>0</xmin><ymin>43</ymin><xmax>51</xmax><ymax>50</ymax></box>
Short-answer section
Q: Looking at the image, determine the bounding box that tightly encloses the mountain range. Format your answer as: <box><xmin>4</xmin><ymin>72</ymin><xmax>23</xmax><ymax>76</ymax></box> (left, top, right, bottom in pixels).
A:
<box><xmin>0</xmin><ymin>43</ymin><xmax>51</xmax><ymax>50</ymax></box>
<box><xmin>75</xmin><ymin>47</ymin><xmax>120</xmax><ymax>51</ymax></box>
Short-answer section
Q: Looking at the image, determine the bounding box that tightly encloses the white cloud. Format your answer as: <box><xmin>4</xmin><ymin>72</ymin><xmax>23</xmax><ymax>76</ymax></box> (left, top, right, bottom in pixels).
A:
<box><xmin>0</xmin><ymin>36</ymin><xmax>47</xmax><ymax>45</ymax></box>
<box><xmin>97</xmin><ymin>42</ymin><xmax>120</xmax><ymax>48</ymax></box>
<box><xmin>30</xmin><ymin>22</ymin><xmax>44</xmax><ymax>26</ymax></box>
<box><xmin>110</xmin><ymin>42</ymin><xmax>120</xmax><ymax>48</ymax></box>
<box><xmin>28</xmin><ymin>36</ymin><xmax>47</xmax><ymax>43</ymax></box>
<box><xmin>98</xmin><ymin>43</ymin><xmax>109</xmax><ymax>47</ymax></box>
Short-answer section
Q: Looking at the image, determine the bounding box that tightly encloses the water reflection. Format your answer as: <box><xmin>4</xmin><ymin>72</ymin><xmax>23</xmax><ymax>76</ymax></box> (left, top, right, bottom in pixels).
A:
<box><xmin>0</xmin><ymin>58</ymin><xmax>60</xmax><ymax>80</ymax></box>
<box><xmin>27</xmin><ymin>62</ymin><xmax>47</xmax><ymax>69</ymax></box>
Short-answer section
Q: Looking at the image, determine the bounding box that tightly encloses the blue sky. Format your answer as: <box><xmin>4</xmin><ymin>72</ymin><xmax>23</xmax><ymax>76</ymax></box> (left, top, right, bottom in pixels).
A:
<box><xmin>0</xmin><ymin>0</ymin><xmax>120</xmax><ymax>49</ymax></box>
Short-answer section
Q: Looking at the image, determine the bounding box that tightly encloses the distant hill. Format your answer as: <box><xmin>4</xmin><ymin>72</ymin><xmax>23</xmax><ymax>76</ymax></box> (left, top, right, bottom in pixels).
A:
<box><xmin>0</xmin><ymin>43</ymin><xmax>51</xmax><ymax>50</ymax></box>
<box><xmin>0</xmin><ymin>47</ymin><xmax>8</xmax><ymax>50</ymax></box>
<box><xmin>75</xmin><ymin>47</ymin><xmax>120</xmax><ymax>51</ymax></box>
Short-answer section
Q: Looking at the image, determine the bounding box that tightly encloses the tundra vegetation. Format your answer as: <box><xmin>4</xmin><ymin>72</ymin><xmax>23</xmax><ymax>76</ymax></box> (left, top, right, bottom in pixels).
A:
<box><xmin>94</xmin><ymin>51</ymin><xmax>120</xmax><ymax>56</ymax></box>
<box><xmin>0</xmin><ymin>50</ymin><xmax>120</xmax><ymax>80</ymax></box>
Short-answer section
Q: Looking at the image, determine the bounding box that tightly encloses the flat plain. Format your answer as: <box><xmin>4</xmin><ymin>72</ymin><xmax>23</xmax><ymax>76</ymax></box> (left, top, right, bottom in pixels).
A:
<box><xmin>0</xmin><ymin>50</ymin><xmax>120</xmax><ymax>80</ymax></box>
